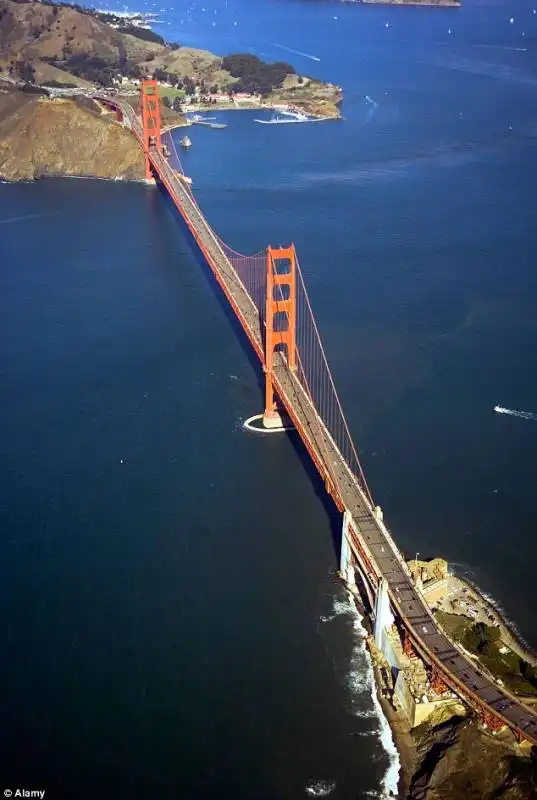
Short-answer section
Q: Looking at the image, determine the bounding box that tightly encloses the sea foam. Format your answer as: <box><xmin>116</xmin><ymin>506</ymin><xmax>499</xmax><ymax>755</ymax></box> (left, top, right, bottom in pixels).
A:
<box><xmin>326</xmin><ymin>592</ymin><xmax>400</xmax><ymax>798</ymax></box>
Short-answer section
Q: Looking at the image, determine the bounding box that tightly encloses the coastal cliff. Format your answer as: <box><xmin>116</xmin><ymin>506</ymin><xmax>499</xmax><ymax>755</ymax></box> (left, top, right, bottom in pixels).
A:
<box><xmin>407</xmin><ymin>714</ymin><xmax>537</xmax><ymax>799</ymax></box>
<box><xmin>378</xmin><ymin>673</ymin><xmax>537</xmax><ymax>799</ymax></box>
<box><xmin>0</xmin><ymin>90</ymin><xmax>145</xmax><ymax>182</ymax></box>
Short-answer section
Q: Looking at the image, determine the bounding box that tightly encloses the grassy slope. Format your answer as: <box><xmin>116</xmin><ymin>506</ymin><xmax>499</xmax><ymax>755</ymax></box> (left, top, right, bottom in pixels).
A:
<box><xmin>435</xmin><ymin>610</ymin><xmax>537</xmax><ymax>697</ymax></box>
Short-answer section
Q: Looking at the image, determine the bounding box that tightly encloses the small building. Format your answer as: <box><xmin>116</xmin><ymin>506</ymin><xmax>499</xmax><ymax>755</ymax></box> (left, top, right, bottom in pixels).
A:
<box><xmin>409</xmin><ymin>557</ymin><xmax>449</xmax><ymax>607</ymax></box>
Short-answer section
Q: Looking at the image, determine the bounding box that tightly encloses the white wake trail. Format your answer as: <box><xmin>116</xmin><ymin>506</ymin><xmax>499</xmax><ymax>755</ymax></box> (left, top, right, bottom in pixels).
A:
<box><xmin>494</xmin><ymin>405</ymin><xmax>537</xmax><ymax>421</ymax></box>
<box><xmin>272</xmin><ymin>43</ymin><xmax>321</xmax><ymax>62</ymax></box>
<box><xmin>365</xmin><ymin>95</ymin><xmax>378</xmax><ymax>123</ymax></box>
<box><xmin>0</xmin><ymin>210</ymin><xmax>59</xmax><ymax>226</ymax></box>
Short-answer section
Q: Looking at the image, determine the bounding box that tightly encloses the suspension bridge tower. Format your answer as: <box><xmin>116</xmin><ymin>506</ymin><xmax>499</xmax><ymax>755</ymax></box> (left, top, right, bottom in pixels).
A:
<box><xmin>263</xmin><ymin>245</ymin><xmax>297</xmax><ymax>428</ymax></box>
<box><xmin>140</xmin><ymin>78</ymin><xmax>162</xmax><ymax>181</ymax></box>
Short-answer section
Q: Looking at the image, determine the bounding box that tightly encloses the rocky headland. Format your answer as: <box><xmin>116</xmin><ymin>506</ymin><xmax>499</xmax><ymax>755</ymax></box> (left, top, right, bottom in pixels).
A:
<box><xmin>372</xmin><ymin>649</ymin><xmax>537</xmax><ymax>799</ymax></box>
<box><xmin>362</xmin><ymin>566</ymin><xmax>537</xmax><ymax>800</ymax></box>
<box><xmin>407</xmin><ymin>713</ymin><xmax>537</xmax><ymax>799</ymax></box>
<box><xmin>0</xmin><ymin>88</ymin><xmax>146</xmax><ymax>182</ymax></box>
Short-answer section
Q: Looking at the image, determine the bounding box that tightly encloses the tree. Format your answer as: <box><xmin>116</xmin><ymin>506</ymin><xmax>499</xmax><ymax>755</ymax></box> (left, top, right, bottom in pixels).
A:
<box><xmin>13</xmin><ymin>60</ymin><xmax>36</xmax><ymax>84</ymax></box>
<box><xmin>162</xmin><ymin>95</ymin><xmax>171</xmax><ymax>108</ymax></box>
<box><xmin>463</xmin><ymin>622</ymin><xmax>500</xmax><ymax>656</ymax></box>
<box><xmin>172</xmin><ymin>97</ymin><xmax>183</xmax><ymax>113</ymax></box>
<box><xmin>221</xmin><ymin>53</ymin><xmax>295</xmax><ymax>95</ymax></box>
<box><xmin>182</xmin><ymin>76</ymin><xmax>195</xmax><ymax>95</ymax></box>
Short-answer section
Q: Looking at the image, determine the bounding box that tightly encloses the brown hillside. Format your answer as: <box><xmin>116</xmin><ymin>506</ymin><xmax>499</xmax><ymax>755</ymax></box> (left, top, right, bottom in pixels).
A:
<box><xmin>0</xmin><ymin>90</ymin><xmax>145</xmax><ymax>181</ymax></box>
<box><xmin>0</xmin><ymin>0</ymin><xmax>164</xmax><ymax>66</ymax></box>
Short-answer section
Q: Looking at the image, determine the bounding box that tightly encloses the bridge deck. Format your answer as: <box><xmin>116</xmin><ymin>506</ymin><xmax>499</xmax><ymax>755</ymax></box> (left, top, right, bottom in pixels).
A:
<box><xmin>103</xmin><ymin>96</ymin><xmax>537</xmax><ymax>747</ymax></box>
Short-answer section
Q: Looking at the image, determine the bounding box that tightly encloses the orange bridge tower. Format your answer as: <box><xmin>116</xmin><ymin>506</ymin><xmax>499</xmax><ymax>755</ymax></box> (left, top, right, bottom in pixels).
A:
<box><xmin>140</xmin><ymin>79</ymin><xmax>162</xmax><ymax>181</ymax></box>
<box><xmin>263</xmin><ymin>245</ymin><xmax>297</xmax><ymax>428</ymax></box>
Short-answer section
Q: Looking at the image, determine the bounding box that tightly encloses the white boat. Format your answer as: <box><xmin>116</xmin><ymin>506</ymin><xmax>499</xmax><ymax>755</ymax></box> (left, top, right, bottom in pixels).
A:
<box><xmin>180</xmin><ymin>135</ymin><xmax>192</xmax><ymax>148</ymax></box>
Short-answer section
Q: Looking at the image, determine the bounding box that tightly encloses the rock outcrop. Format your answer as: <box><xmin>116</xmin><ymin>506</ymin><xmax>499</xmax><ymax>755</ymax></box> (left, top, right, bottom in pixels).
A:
<box><xmin>408</xmin><ymin>715</ymin><xmax>537</xmax><ymax>799</ymax></box>
<box><xmin>0</xmin><ymin>90</ymin><xmax>145</xmax><ymax>182</ymax></box>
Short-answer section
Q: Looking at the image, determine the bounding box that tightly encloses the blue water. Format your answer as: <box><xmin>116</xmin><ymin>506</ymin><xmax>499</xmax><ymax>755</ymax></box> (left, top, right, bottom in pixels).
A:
<box><xmin>2</xmin><ymin>0</ymin><xmax>537</xmax><ymax>797</ymax></box>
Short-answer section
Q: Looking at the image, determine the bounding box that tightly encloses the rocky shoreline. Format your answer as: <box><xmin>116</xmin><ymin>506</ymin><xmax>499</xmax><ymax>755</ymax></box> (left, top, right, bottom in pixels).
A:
<box><xmin>349</xmin><ymin>583</ymin><xmax>537</xmax><ymax>799</ymax></box>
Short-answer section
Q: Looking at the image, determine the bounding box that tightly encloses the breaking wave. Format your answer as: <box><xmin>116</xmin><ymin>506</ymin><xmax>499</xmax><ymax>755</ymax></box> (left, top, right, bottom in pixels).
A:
<box><xmin>323</xmin><ymin>593</ymin><xmax>400</xmax><ymax>798</ymax></box>
<box><xmin>494</xmin><ymin>405</ymin><xmax>537</xmax><ymax>421</ymax></box>
<box><xmin>305</xmin><ymin>779</ymin><xmax>336</xmax><ymax>796</ymax></box>
<box><xmin>0</xmin><ymin>210</ymin><xmax>59</xmax><ymax>225</ymax></box>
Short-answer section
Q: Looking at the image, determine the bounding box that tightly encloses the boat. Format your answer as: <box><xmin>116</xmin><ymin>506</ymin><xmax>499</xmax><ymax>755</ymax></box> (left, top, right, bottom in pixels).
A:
<box><xmin>180</xmin><ymin>135</ymin><xmax>192</xmax><ymax>148</ymax></box>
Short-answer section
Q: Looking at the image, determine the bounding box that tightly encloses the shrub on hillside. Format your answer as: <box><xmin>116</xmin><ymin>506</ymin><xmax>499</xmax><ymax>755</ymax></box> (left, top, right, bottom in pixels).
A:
<box><xmin>221</xmin><ymin>54</ymin><xmax>295</xmax><ymax>96</ymax></box>
<box><xmin>116</xmin><ymin>25</ymin><xmax>164</xmax><ymax>46</ymax></box>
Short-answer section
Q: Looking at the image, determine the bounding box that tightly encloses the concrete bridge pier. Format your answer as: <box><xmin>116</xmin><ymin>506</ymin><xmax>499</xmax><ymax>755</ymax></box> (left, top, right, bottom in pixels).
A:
<box><xmin>340</xmin><ymin>510</ymin><xmax>356</xmax><ymax>586</ymax></box>
<box><xmin>262</xmin><ymin>409</ymin><xmax>289</xmax><ymax>430</ymax></box>
<box><xmin>374</xmin><ymin>577</ymin><xmax>395</xmax><ymax>652</ymax></box>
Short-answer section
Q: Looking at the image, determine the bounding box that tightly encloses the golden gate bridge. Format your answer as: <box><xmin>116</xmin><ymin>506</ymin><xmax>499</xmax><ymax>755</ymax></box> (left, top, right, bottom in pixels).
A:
<box><xmin>94</xmin><ymin>80</ymin><xmax>537</xmax><ymax>749</ymax></box>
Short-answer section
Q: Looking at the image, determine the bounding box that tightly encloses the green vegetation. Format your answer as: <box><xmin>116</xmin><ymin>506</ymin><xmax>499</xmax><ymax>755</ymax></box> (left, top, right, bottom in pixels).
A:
<box><xmin>64</xmin><ymin>53</ymin><xmax>116</xmax><ymax>86</ymax></box>
<box><xmin>8</xmin><ymin>60</ymin><xmax>36</xmax><ymax>84</ymax></box>
<box><xmin>43</xmin><ymin>79</ymin><xmax>78</xmax><ymax>88</ymax></box>
<box><xmin>158</xmin><ymin>86</ymin><xmax>185</xmax><ymax>103</ymax></box>
<box><xmin>221</xmin><ymin>54</ymin><xmax>295</xmax><ymax>96</ymax></box>
<box><xmin>435</xmin><ymin>611</ymin><xmax>537</xmax><ymax>697</ymax></box>
<box><xmin>115</xmin><ymin>25</ymin><xmax>164</xmax><ymax>46</ymax></box>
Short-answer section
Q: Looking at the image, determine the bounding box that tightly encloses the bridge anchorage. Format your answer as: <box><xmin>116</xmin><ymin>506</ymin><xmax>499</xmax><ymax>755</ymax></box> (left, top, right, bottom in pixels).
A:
<box><xmin>92</xmin><ymin>79</ymin><xmax>537</xmax><ymax>749</ymax></box>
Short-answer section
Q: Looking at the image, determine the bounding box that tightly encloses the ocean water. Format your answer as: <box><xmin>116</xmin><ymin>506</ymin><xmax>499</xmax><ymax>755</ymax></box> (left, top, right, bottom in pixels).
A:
<box><xmin>1</xmin><ymin>0</ymin><xmax>537</xmax><ymax>797</ymax></box>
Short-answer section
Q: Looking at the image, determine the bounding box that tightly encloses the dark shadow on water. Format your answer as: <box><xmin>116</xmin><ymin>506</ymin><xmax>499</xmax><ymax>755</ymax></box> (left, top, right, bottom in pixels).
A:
<box><xmin>155</xmin><ymin>179</ymin><xmax>343</xmax><ymax>565</ymax></box>
<box><xmin>156</xmin><ymin>180</ymin><xmax>264</xmax><ymax>394</ymax></box>
<box><xmin>285</xmin><ymin>427</ymin><xmax>343</xmax><ymax>565</ymax></box>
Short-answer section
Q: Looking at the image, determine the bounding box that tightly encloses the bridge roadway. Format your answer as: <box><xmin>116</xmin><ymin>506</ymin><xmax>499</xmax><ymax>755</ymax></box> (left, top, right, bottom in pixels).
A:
<box><xmin>98</xmin><ymin>94</ymin><xmax>537</xmax><ymax>747</ymax></box>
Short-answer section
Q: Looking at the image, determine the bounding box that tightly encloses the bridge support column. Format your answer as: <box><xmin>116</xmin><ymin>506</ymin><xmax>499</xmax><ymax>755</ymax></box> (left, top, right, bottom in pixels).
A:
<box><xmin>374</xmin><ymin>577</ymin><xmax>394</xmax><ymax>651</ymax></box>
<box><xmin>340</xmin><ymin>510</ymin><xmax>355</xmax><ymax>586</ymax></box>
<box><xmin>140</xmin><ymin>79</ymin><xmax>162</xmax><ymax>182</ymax></box>
<box><xmin>263</xmin><ymin>244</ymin><xmax>297</xmax><ymax>428</ymax></box>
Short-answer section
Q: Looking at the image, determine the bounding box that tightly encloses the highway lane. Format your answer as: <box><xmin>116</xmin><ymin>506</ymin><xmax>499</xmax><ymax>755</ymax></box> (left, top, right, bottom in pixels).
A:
<box><xmin>97</xmin><ymin>94</ymin><xmax>537</xmax><ymax>747</ymax></box>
